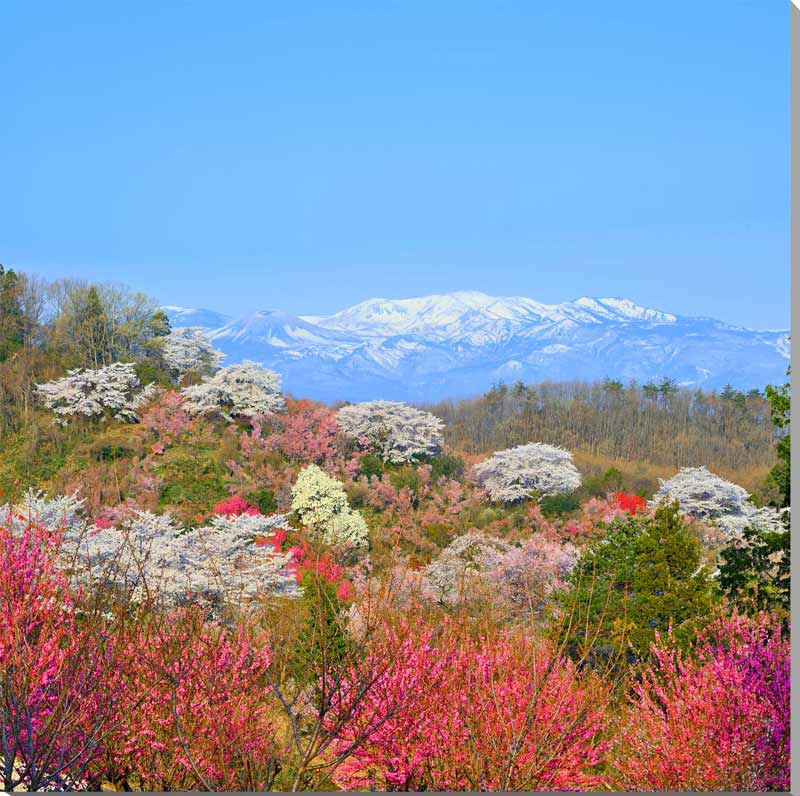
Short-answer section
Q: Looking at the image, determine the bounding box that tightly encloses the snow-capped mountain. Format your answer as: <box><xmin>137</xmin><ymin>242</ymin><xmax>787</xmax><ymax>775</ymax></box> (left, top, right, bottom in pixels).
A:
<box><xmin>163</xmin><ymin>291</ymin><xmax>789</xmax><ymax>402</ymax></box>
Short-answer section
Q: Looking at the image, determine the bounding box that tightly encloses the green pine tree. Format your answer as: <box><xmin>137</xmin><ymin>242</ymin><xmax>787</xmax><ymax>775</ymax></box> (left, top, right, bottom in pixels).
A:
<box><xmin>559</xmin><ymin>501</ymin><xmax>718</xmax><ymax>660</ymax></box>
<box><xmin>0</xmin><ymin>265</ymin><xmax>24</xmax><ymax>361</ymax></box>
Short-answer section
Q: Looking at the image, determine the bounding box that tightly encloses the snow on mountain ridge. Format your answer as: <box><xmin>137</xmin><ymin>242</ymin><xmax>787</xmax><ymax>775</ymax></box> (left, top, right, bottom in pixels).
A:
<box><xmin>162</xmin><ymin>291</ymin><xmax>789</xmax><ymax>401</ymax></box>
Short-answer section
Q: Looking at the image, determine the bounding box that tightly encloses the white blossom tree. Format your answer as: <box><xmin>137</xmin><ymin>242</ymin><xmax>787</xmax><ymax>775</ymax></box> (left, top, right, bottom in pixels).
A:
<box><xmin>471</xmin><ymin>442</ymin><xmax>582</xmax><ymax>503</ymax></box>
<box><xmin>650</xmin><ymin>466</ymin><xmax>786</xmax><ymax>538</ymax></box>
<box><xmin>336</xmin><ymin>400</ymin><xmax>444</xmax><ymax>463</ymax></box>
<box><xmin>4</xmin><ymin>492</ymin><xmax>298</xmax><ymax>606</ymax></box>
<box><xmin>291</xmin><ymin>464</ymin><xmax>369</xmax><ymax>547</ymax></box>
<box><xmin>160</xmin><ymin>327</ymin><xmax>224</xmax><ymax>378</ymax></box>
<box><xmin>423</xmin><ymin>531</ymin><xmax>512</xmax><ymax>605</ymax></box>
<box><xmin>4</xmin><ymin>489</ymin><xmax>86</xmax><ymax>536</ymax></box>
<box><xmin>181</xmin><ymin>361</ymin><xmax>285</xmax><ymax>420</ymax></box>
<box><xmin>35</xmin><ymin>362</ymin><xmax>145</xmax><ymax>424</ymax></box>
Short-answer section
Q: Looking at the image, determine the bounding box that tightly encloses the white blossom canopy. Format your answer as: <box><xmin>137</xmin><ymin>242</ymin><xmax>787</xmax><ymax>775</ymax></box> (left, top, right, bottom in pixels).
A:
<box><xmin>4</xmin><ymin>490</ymin><xmax>298</xmax><ymax>606</ymax></box>
<box><xmin>471</xmin><ymin>442</ymin><xmax>582</xmax><ymax>503</ymax></box>
<box><xmin>290</xmin><ymin>464</ymin><xmax>369</xmax><ymax>547</ymax></box>
<box><xmin>161</xmin><ymin>327</ymin><xmax>224</xmax><ymax>376</ymax></box>
<box><xmin>650</xmin><ymin>466</ymin><xmax>786</xmax><ymax>538</ymax></box>
<box><xmin>181</xmin><ymin>361</ymin><xmax>285</xmax><ymax>420</ymax></box>
<box><xmin>35</xmin><ymin>362</ymin><xmax>145</xmax><ymax>423</ymax></box>
<box><xmin>422</xmin><ymin>531</ymin><xmax>512</xmax><ymax>605</ymax></box>
<box><xmin>336</xmin><ymin>400</ymin><xmax>444</xmax><ymax>463</ymax></box>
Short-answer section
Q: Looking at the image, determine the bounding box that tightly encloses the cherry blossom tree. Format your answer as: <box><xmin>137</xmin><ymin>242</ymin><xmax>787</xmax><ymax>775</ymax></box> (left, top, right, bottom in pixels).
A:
<box><xmin>471</xmin><ymin>442</ymin><xmax>582</xmax><ymax>503</ymax></box>
<box><xmin>67</xmin><ymin>510</ymin><xmax>298</xmax><ymax>606</ymax></box>
<box><xmin>35</xmin><ymin>362</ymin><xmax>145</xmax><ymax>424</ymax></box>
<box><xmin>336</xmin><ymin>400</ymin><xmax>444</xmax><ymax>463</ymax></box>
<box><xmin>422</xmin><ymin>531</ymin><xmax>512</xmax><ymax>605</ymax></box>
<box><xmin>181</xmin><ymin>361</ymin><xmax>285</xmax><ymax>420</ymax></box>
<box><xmin>290</xmin><ymin>465</ymin><xmax>369</xmax><ymax>548</ymax></box>
<box><xmin>651</xmin><ymin>466</ymin><xmax>785</xmax><ymax>538</ymax></box>
<box><xmin>160</xmin><ymin>326</ymin><xmax>223</xmax><ymax>378</ymax></box>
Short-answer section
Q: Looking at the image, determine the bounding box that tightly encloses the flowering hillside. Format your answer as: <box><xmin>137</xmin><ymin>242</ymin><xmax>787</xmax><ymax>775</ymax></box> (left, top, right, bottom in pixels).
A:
<box><xmin>0</xmin><ymin>273</ymin><xmax>789</xmax><ymax>792</ymax></box>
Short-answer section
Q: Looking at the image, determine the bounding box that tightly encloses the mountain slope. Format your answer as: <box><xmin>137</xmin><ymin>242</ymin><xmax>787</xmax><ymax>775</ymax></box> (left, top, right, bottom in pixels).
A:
<box><xmin>164</xmin><ymin>292</ymin><xmax>789</xmax><ymax>402</ymax></box>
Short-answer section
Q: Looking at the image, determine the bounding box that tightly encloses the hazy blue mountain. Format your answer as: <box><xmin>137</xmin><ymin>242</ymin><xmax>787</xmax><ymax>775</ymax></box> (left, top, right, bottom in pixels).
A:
<box><xmin>164</xmin><ymin>291</ymin><xmax>789</xmax><ymax>402</ymax></box>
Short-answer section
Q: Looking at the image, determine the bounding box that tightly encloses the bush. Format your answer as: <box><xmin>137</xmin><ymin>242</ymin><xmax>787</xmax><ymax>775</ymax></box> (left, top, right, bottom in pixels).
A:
<box><xmin>539</xmin><ymin>492</ymin><xmax>581</xmax><ymax>518</ymax></box>
<box><xmin>388</xmin><ymin>465</ymin><xmax>419</xmax><ymax>495</ymax></box>
<box><xmin>612</xmin><ymin>612</ymin><xmax>789</xmax><ymax>791</ymax></box>
<box><xmin>157</xmin><ymin>455</ymin><xmax>229</xmax><ymax>515</ymax></box>
<box><xmin>430</xmin><ymin>452</ymin><xmax>465</xmax><ymax>482</ymax></box>
<box><xmin>581</xmin><ymin>466</ymin><xmax>624</xmax><ymax>497</ymax></box>
<box><xmin>422</xmin><ymin>522</ymin><xmax>454</xmax><ymax>547</ymax></box>
<box><xmin>358</xmin><ymin>453</ymin><xmax>384</xmax><ymax>480</ymax></box>
<box><xmin>247</xmin><ymin>488</ymin><xmax>278</xmax><ymax>515</ymax></box>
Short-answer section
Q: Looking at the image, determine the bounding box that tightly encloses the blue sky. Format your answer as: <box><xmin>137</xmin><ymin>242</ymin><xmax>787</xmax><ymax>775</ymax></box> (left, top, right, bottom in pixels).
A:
<box><xmin>0</xmin><ymin>1</ymin><xmax>788</xmax><ymax>328</ymax></box>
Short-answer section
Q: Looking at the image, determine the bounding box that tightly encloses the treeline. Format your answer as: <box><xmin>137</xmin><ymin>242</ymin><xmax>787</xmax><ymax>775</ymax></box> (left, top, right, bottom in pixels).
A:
<box><xmin>0</xmin><ymin>265</ymin><xmax>172</xmax><ymax>433</ymax></box>
<box><xmin>428</xmin><ymin>379</ymin><xmax>778</xmax><ymax>473</ymax></box>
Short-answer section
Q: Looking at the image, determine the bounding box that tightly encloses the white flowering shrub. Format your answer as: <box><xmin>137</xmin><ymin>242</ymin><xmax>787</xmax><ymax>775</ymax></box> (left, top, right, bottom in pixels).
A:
<box><xmin>291</xmin><ymin>464</ymin><xmax>369</xmax><ymax>547</ymax></box>
<box><xmin>423</xmin><ymin>531</ymin><xmax>512</xmax><ymax>605</ymax></box>
<box><xmin>471</xmin><ymin>442</ymin><xmax>582</xmax><ymax>503</ymax></box>
<box><xmin>650</xmin><ymin>466</ymin><xmax>786</xmax><ymax>538</ymax></box>
<box><xmin>336</xmin><ymin>400</ymin><xmax>444</xmax><ymax>463</ymax></box>
<box><xmin>181</xmin><ymin>361</ymin><xmax>285</xmax><ymax>420</ymax></box>
<box><xmin>35</xmin><ymin>362</ymin><xmax>145</xmax><ymax>424</ymax></box>
<box><xmin>161</xmin><ymin>327</ymin><xmax>224</xmax><ymax>377</ymax></box>
<box><xmin>4</xmin><ymin>492</ymin><xmax>298</xmax><ymax>606</ymax></box>
<box><xmin>6</xmin><ymin>489</ymin><xmax>86</xmax><ymax>534</ymax></box>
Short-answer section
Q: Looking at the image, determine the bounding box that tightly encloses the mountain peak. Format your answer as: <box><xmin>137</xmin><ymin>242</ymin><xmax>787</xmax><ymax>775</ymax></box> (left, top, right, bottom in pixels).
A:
<box><xmin>162</xmin><ymin>293</ymin><xmax>788</xmax><ymax>401</ymax></box>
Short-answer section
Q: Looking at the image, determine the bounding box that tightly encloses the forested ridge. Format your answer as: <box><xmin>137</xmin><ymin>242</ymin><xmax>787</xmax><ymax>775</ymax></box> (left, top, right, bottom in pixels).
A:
<box><xmin>429</xmin><ymin>378</ymin><xmax>776</xmax><ymax>482</ymax></box>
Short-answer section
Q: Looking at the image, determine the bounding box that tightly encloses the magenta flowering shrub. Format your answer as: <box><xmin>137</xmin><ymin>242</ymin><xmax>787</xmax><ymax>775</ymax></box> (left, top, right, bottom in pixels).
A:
<box><xmin>0</xmin><ymin>517</ymin><xmax>119</xmax><ymax>791</ymax></box>
<box><xmin>329</xmin><ymin>623</ymin><xmax>610</xmax><ymax>791</ymax></box>
<box><xmin>613</xmin><ymin>611</ymin><xmax>790</xmax><ymax>791</ymax></box>
<box><xmin>97</xmin><ymin>607</ymin><xmax>280</xmax><ymax>792</ymax></box>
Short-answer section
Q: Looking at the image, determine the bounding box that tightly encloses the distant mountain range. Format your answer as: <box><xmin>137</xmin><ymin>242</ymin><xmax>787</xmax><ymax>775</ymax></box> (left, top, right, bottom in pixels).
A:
<box><xmin>163</xmin><ymin>291</ymin><xmax>790</xmax><ymax>402</ymax></box>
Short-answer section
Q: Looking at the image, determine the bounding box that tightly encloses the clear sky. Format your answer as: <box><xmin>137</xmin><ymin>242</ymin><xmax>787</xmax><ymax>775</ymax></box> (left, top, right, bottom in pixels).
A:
<box><xmin>1</xmin><ymin>1</ymin><xmax>789</xmax><ymax>328</ymax></box>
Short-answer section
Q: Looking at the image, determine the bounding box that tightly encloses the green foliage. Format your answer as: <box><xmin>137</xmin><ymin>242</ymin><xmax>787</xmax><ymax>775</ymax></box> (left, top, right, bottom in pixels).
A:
<box><xmin>718</xmin><ymin>521</ymin><xmax>790</xmax><ymax>615</ymax></box>
<box><xmin>358</xmin><ymin>453</ymin><xmax>384</xmax><ymax>480</ymax></box>
<box><xmin>539</xmin><ymin>491</ymin><xmax>580</xmax><ymax>517</ymax></box>
<box><xmin>388</xmin><ymin>465</ymin><xmax>419</xmax><ymax>495</ymax></box>
<box><xmin>246</xmin><ymin>488</ymin><xmax>278</xmax><ymax>514</ymax></box>
<box><xmin>0</xmin><ymin>265</ymin><xmax>24</xmax><ymax>361</ymax></box>
<box><xmin>157</xmin><ymin>454</ymin><xmax>228</xmax><ymax>514</ymax></box>
<box><xmin>133</xmin><ymin>360</ymin><xmax>173</xmax><ymax>389</ymax></box>
<box><xmin>430</xmin><ymin>452</ymin><xmax>465</xmax><ymax>482</ymax></box>
<box><xmin>560</xmin><ymin>502</ymin><xmax>718</xmax><ymax>659</ymax></box>
<box><xmin>291</xmin><ymin>570</ymin><xmax>349</xmax><ymax>686</ymax></box>
<box><xmin>423</xmin><ymin>522</ymin><xmax>454</xmax><ymax>547</ymax></box>
<box><xmin>764</xmin><ymin>369</ymin><xmax>790</xmax><ymax>508</ymax></box>
<box><xmin>581</xmin><ymin>467</ymin><xmax>624</xmax><ymax>497</ymax></box>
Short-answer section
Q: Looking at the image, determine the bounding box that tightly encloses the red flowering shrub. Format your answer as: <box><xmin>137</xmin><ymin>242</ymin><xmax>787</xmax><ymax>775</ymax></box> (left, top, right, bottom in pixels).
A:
<box><xmin>288</xmin><ymin>542</ymin><xmax>353</xmax><ymax>600</ymax></box>
<box><xmin>613</xmin><ymin>611</ymin><xmax>790</xmax><ymax>791</ymax></box>
<box><xmin>330</xmin><ymin>623</ymin><xmax>610</xmax><ymax>790</ymax></box>
<box><xmin>213</xmin><ymin>495</ymin><xmax>260</xmax><ymax>517</ymax></box>
<box><xmin>613</xmin><ymin>491</ymin><xmax>647</xmax><ymax>515</ymax></box>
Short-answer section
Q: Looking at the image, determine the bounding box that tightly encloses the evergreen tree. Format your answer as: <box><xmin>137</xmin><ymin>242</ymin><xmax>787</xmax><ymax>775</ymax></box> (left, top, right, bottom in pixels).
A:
<box><xmin>764</xmin><ymin>366</ymin><xmax>790</xmax><ymax>508</ymax></box>
<box><xmin>0</xmin><ymin>265</ymin><xmax>24</xmax><ymax>361</ymax></box>
<box><xmin>560</xmin><ymin>502</ymin><xmax>717</xmax><ymax>660</ymax></box>
<box><xmin>74</xmin><ymin>286</ymin><xmax>109</xmax><ymax>367</ymax></box>
<box><xmin>718</xmin><ymin>519</ymin><xmax>789</xmax><ymax>615</ymax></box>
